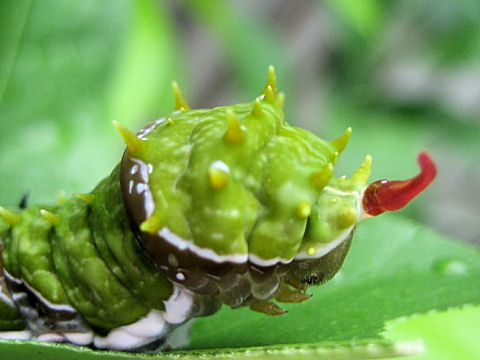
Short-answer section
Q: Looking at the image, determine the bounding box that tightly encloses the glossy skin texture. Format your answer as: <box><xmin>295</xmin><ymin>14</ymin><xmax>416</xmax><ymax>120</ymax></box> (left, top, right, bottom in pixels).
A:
<box><xmin>119</xmin><ymin>68</ymin><xmax>372</xmax><ymax>310</ymax></box>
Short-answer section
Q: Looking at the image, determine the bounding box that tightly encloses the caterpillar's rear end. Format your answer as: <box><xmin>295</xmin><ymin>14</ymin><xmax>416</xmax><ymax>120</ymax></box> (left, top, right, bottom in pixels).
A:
<box><xmin>0</xmin><ymin>170</ymin><xmax>211</xmax><ymax>351</ymax></box>
<box><xmin>0</xmin><ymin>67</ymin><xmax>436</xmax><ymax>352</ymax></box>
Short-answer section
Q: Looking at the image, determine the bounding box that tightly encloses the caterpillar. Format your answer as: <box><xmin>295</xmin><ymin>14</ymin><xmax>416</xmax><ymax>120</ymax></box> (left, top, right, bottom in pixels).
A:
<box><xmin>0</xmin><ymin>67</ymin><xmax>436</xmax><ymax>352</ymax></box>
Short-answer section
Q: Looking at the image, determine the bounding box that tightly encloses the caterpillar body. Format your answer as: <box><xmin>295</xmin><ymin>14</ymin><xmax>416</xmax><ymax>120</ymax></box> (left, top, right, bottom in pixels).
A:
<box><xmin>0</xmin><ymin>67</ymin><xmax>436</xmax><ymax>352</ymax></box>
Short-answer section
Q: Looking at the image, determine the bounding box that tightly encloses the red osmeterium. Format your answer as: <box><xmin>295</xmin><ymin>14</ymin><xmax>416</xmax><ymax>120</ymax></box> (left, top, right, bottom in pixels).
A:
<box><xmin>362</xmin><ymin>151</ymin><xmax>437</xmax><ymax>216</ymax></box>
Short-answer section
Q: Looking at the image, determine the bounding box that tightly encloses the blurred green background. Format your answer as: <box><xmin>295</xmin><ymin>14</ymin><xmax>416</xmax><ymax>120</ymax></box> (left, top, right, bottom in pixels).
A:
<box><xmin>0</xmin><ymin>0</ymin><xmax>479</xmax><ymax>246</ymax></box>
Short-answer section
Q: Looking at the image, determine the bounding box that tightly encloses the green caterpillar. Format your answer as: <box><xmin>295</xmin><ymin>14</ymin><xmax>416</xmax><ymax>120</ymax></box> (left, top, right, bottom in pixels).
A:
<box><xmin>0</xmin><ymin>67</ymin><xmax>436</xmax><ymax>352</ymax></box>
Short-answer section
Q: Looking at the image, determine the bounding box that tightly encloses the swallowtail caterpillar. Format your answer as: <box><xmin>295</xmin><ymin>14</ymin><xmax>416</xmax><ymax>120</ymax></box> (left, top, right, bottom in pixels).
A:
<box><xmin>0</xmin><ymin>67</ymin><xmax>436</xmax><ymax>352</ymax></box>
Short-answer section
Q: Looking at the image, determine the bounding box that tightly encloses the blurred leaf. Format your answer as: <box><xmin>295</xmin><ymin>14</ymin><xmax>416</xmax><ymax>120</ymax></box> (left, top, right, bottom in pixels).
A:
<box><xmin>383</xmin><ymin>305</ymin><xmax>480</xmax><ymax>359</ymax></box>
<box><xmin>0</xmin><ymin>338</ymin><xmax>423</xmax><ymax>360</ymax></box>
<box><xmin>0</xmin><ymin>0</ymin><xmax>179</xmax><ymax>207</ymax></box>
<box><xmin>106</xmin><ymin>0</ymin><xmax>181</xmax><ymax>128</ymax></box>
<box><xmin>326</xmin><ymin>0</ymin><xmax>383</xmax><ymax>38</ymax></box>
<box><xmin>188</xmin><ymin>0</ymin><xmax>289</xmax><ymax>97</ymax></box>
<box><xmin>0</xmin><ymin>0</ymin><xmax>31</xmax><ymax>102</ymax></box>
<box><xmin>0</xmin><ymin>1</ymin><xmax>131</xmax><ymax>206</ymax></box>
<box><xmin>323</xmin><ymin>100</ymin><xmax>426</xmax><ymax>181</ymax></box>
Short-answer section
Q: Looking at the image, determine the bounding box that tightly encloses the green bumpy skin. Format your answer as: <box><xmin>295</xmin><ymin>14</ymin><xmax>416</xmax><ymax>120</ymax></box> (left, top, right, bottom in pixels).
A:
<box><xmin>0</xmin><ymin>168</ymin><xmax>172</xmax><ymax>334</ymax></box>
<box><xmin>130</xmin><ymin>76</ymin><xmax>368</xmax><ymax>265</ymax></box>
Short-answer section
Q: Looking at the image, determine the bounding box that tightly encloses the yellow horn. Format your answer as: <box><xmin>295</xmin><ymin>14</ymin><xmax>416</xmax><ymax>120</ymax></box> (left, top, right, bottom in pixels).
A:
<box><xmin>140</xmin><ymin>216</ymin><xmax>162</xmax><ymax>234</ymax></box>
<box><xmin>0</xmin><ymin>206</ymin><xmax>21</xmax><ymax>226</ymax></box>
<box><xmin>331</xmin><ymin>127</ymin><xmax>352</xmax><ymax>153</ymax></box>
<box><xmin>349</xmin><ymin>155</ymin><xmax>372</xmax><ymax>185</ymax></box>
<box><xmin>224</xmin><ymin>109</ymin><xmax>244</xmax><ymax>144</ymax></box>
<box><xmin>251</xmin><ymin>98</ymin><xmax>264</xmax><ymax>116</ymax></box>
<box><xmin>73</xmin><ymin>193</ymin><xmax>96</xmax><ymax>204</ymax></box>
<box><xmin>262</xmin><ymin>65</ymin><xmax>277</xmax><ymax>98</ymax></box>
<box><xmin>172</xmin><ymin>81</ymin><xmax>189</xmax><ymax>111</ymax></box>
<box><xmin>112</xmin><ymin>120</ymin><xmax>145</xmax><ymax>156</ymax></box>
<box><xmin>40</xmin><ymin>209</ymin><xmax>61</xmax><ymax>226</ymax></box>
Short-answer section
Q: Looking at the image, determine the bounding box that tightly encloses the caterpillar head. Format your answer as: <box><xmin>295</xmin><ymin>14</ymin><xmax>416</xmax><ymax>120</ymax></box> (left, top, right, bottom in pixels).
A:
<box><xmin>115</xmin><ymin>67</ymin><xmax>436</xmax><ymax>311</ymax></box>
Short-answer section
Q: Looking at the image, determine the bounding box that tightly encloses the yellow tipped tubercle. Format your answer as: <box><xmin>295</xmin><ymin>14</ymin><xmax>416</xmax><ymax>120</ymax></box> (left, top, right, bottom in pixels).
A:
<box><xmin>40</xmin><ymin>209</ymin><xmax>61</xmax><ymax>226</ymax></box>
<box><xmin>140</xmin><ymin>216</ymin><xmax>162</xmax><ymax>234</ymax></box>
<box><xmin>73</xmin><ymin>193</ymin><xmax>96</xmax><ymax>204</ymax></box>
<box><xmin>349</xmin><ymin>155</ymin><xmax>372</xmax><ymax>185</ymax></box>
<box><xmin>264</xmin><ymin>85</ymin><xmax>276</xmax><ymax>103</ymax></box>
<box><xmin>208</xmin><ymin>161</ymin><xmax>229</xmax><ymax>190</ymax></box>
<box><xmin>58</xmin><ymin>190</ymin><xmax>67</xmax><ymax>204</ymax></box>
<box><xmin>224</xmin><ymin>109</ymin><xmax>244</xmax><ymax>144</ymax></box>
<box><xmin>0</xmin><ymin>206</ymin><xmax>21</xmax><ymax>226</ymax></box>
<box><xmin>172</xmin><ymin>81</ymin><xmax>190</xmax><ymax>111</ymax></box>
<box><xmin>263</xmin><ymin>65</ymin><xmax>277</xmax><ymax>96</ymax></box>
<box><xmin>112</xmin><ymin>120</ymin><xmax>145</xmax><ymax>156</ymax></box>
<box><xmin>331</xmin><ymin>127</ymin><xmax>352</xmax><ymax>154</ymax></box>
<box><xmin>311</xmin><ymin>163</ymin><xmax>333</xmax><ymax>189</ymax></box>
<box><xmin>296</xmin><ymin>201</ymin><xmax>311</xmax><ymax>219</ymax></box>
<box><xmin>251</xmin><ymin>98</ymin><xmax>264</xmax><ymax>116</ymax></box>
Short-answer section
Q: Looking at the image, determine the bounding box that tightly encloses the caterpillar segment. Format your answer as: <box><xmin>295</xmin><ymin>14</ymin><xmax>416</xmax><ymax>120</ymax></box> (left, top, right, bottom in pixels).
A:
<box><xmin>0</xmin><ymin>66</ymin><xmax>436</xmax><ymax>351</ymax></box>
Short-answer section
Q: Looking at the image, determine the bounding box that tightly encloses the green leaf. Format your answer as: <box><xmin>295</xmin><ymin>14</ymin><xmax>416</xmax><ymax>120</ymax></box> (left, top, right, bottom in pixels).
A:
<box><xmin>0</xmin><ymin>339</ymin><xmax>424</xmax><ymax>360</ymax></box>
<box><xmin>188</xmin><ymin>0</ymin><xmax>289</xmax><ymax>98</ymax></box>
<box><xmin>105</xmin><ymin>0</ymin><xmax>181</xmax><ymax>128</ymax></box>
<box><xmin>0</xmin><ymin>0</ymin><xmax>31</xmax><ymax>103</ymax></box>
<box><xmin>383</xmin><ymin>305</ymin><xmax>480</xmax><ymax>359</ymax></box>
<box><xmin>1</xmin><ymin>214</ymin><xmax>478</xmax><ymax>359</ymax></box>
<box><xmin>0</xmin><ymin>0</ymin><xmax>178</xmax><ymax>207</ymax></box>
<box><xmin>326</xmin><ymin>0</ymin><xmax>383</xmax><ymax>38</ymax></box>
<box><xmin>0</xmin><ymin>0</ymin><xmax>130</xmax><ymax>206</ymax></box>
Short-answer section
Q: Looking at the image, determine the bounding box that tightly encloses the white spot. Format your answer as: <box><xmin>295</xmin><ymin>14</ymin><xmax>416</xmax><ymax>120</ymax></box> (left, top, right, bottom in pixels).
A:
<box><xmin>175</xmin><ymin>272</ymin><xmax>185</xmax><ymax>281</ymax></box>
<box><xmin>137</xmin><ymin>117</ymin><xmax>166</xmax><ymax>137</ymax></box>
<box><xmin>63</xmin><ymin>332</ymin><xmax>94</xmax><ymax>346</ymax></box>
<box><xmin>130</xmin><ymin>164</ymin><xmax>139</xmax><ymax>175</ymax></box>
<box><xmin>94</xmin><ymin>330</ymin><xmax>144</xmax><ymax>350</ymax></box>
<box><xmin>163</xmin><ymin>285</ymin><xmax>194</xmax><ymax>324</ymax></box>
<box><xmin>128</xmin><ymin>180</ymin><xmax>134</xmax><ymax>194</ymax></box>
<box><xmin>35</xmin><ymin>333</ymin><xmax>65</xmax><ymax>342</ymax></box>
<box><xmin>210</xmin><ymin>160</ymin><xmax>230</xmax><ymax>173</ymax></box>
<box><xmin>0</xmin><ymin>330</ymin><xmax>32</xmax><ymax>340</ymax></box>
<box><xmin>123</xmin><ymin>310</ymin><xmax>167</xmax><ymax>338</ymax></box>
<box><xmin>131</xmin><ymin>158</ymin><xmax>150</xmax><ymax>182</ymax></box>
<box><xmin>143</xmin><ymin>188</ymin><xmax>155</xmax><ymax>218</ymax></box>
<box><xmin>94</xmin><ymin>310</ymin><xmax>168</xmax><ymax>351</ymax></box>
<box><xmin>136</xmin><ymin>183</ymin><xmax>148</xmax><ymax>194</ymax></box>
